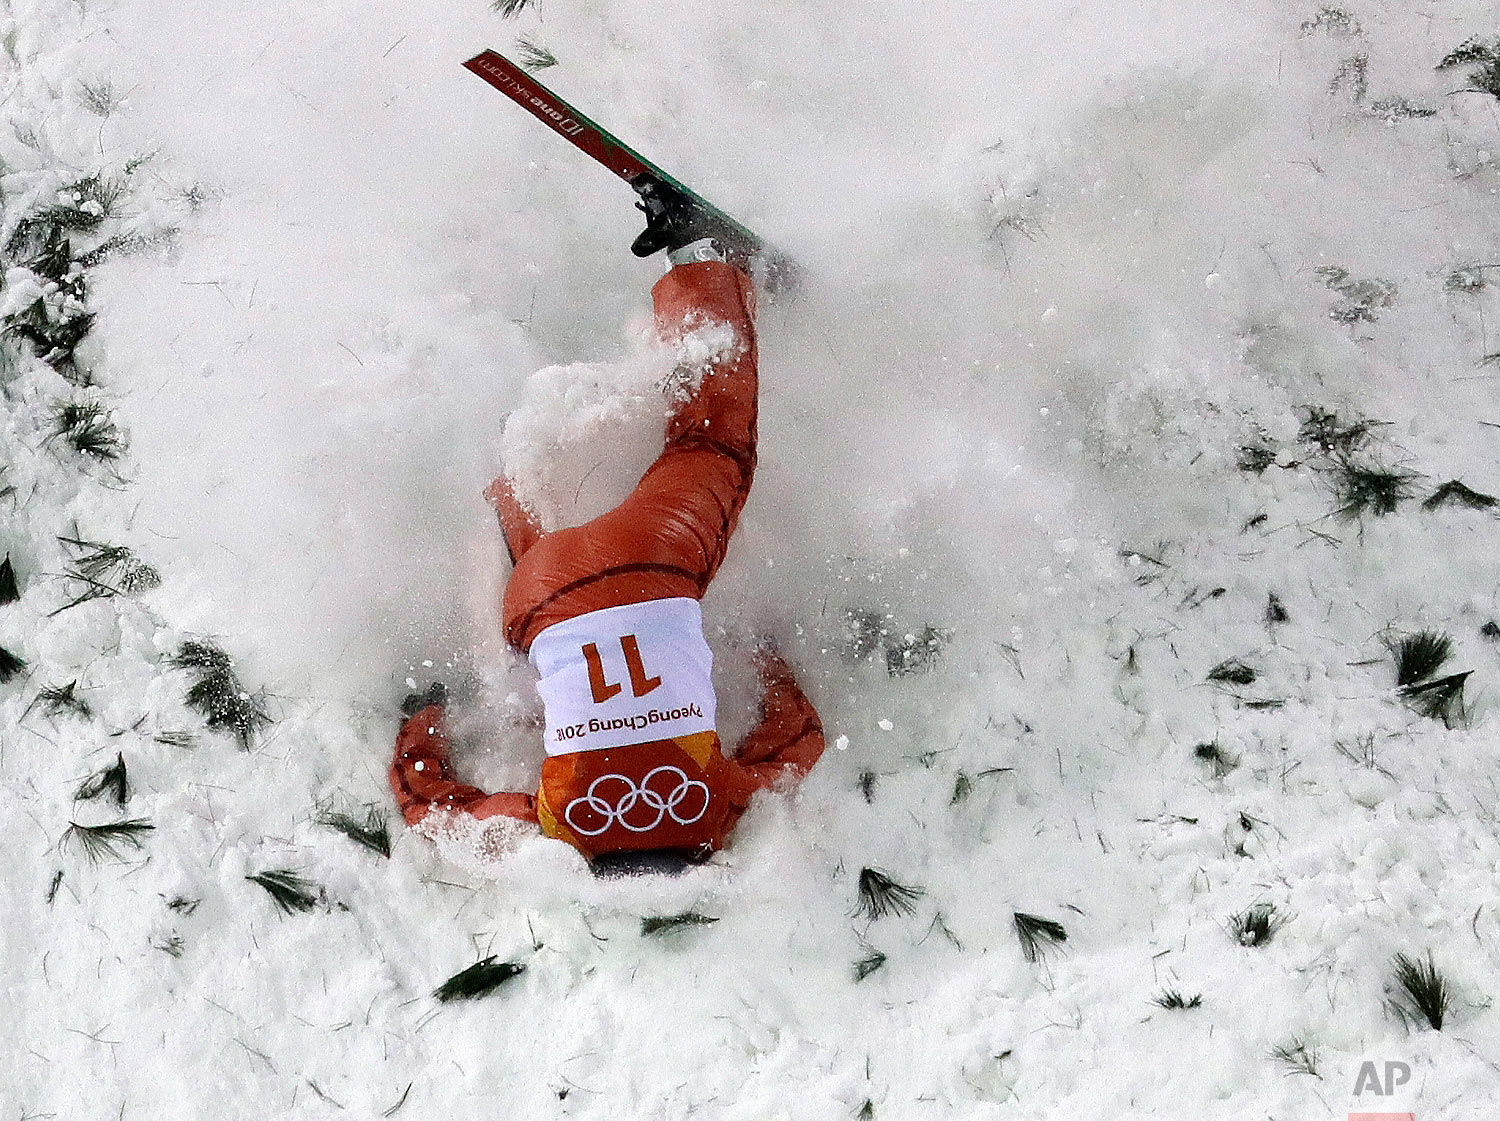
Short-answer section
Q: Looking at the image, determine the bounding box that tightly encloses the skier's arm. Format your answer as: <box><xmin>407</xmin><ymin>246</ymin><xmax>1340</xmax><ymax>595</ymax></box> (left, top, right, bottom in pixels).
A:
<box><xmin>485</xmin><ymin>474</ymin><xmax>544</xmax><ymax>566</ymax></box>
<box><xmin>390</xmin><ymin>704</ymin><xmax>540</xmax><ymax>826</ymax></box>
<box><xmin>729</xmin><ymin>650</ymin><xmax>825</xmax><ymax>801</ymax></box>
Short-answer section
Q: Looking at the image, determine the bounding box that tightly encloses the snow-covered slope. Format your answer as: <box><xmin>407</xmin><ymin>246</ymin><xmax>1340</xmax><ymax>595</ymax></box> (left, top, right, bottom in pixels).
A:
<box><xmin>5</xmin><ymin>0</ymin><xmax>1500</xmax><ymax>1117</ymax></box>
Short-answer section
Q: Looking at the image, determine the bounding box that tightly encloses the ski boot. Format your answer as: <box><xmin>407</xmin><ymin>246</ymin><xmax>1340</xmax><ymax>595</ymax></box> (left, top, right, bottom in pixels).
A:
<box><xmin>631</xmin><ymin>176</ymin><xmax>799</xmax><ymax>293</ymax></box>
<box><xmin>631</xmin><ymin>178</ymin><xmax>755</xmax><ymax>272</ymax></box>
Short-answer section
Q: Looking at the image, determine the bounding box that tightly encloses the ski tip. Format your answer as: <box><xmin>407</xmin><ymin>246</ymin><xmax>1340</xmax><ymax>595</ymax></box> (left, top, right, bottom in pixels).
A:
<box><xmin>462</xmin><ymin>49</ymin><xmax>503</xmax><ymax>72</ymax></box>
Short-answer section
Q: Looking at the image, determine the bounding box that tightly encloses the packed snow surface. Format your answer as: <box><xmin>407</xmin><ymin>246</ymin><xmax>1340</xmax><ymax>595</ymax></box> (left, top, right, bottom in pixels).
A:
<box><xmin>5</xmin><ymin>0</ymin><xmax>1500</xmax><ymax>1117</ymax></box>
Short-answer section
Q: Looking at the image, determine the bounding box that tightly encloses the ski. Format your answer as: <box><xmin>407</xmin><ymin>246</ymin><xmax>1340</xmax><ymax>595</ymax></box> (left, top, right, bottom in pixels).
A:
<box><xmin>463</xmin><ymin>50</ymin><xmax>785</xmax><ymax>279</ymax></box>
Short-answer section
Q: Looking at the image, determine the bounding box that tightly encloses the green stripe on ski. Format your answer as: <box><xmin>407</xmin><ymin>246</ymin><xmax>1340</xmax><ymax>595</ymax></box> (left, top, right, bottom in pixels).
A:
<box><xmin>464</xmin><ymin>50</ymin><xmax>761</xmax><ymax>249</ymax></box>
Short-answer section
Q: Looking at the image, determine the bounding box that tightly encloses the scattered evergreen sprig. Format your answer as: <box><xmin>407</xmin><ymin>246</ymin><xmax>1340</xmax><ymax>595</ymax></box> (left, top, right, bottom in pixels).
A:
<box><xmin>854</xmin><ymin>868</ymin><xmax>924</xmax><ymax>921</ymax></box>
<box><xmin>317</xmin><ymin>805</ymin><xmax>391</xmax><ymax>858</ymax></box>
<box><xmin>886</xmin><ymin>625</ymin><xmax>950</xmax><ymax>677</ymax></box>
<box><xmin>1401</xmin><ymin>671</ymin><xmax>1471</xmax><ymax>727</ymax></box>
<box><xmin>11</xmin><ymin>216</ymin><xmax>85</xmax><ymax>276</ymax></box>
<box><xmin>515</xmin><ymin>38</ymin><xmax>558</xmax><ymax>71</ymax></box>
<box><xmin>246</xmin><ymin>869</ymin><xmax>322</xmax><ymax>915</ymax></box>
<box><xmin>489</xmin><ymin>0</ymin><xmax>535</xmax><ymax>16</ymax></box>
<box><xmin>33</xmin><ymin>680</ymin><xmax>91</xmax><ymax>718</ymax></box>
<box><xmin>1369</xmin><ymin>96</ymin><xmax>1436</xmax><ymax>121</ymax></box>
<box><xmin>1179</xmin><ymin>585</ymin><xmax>1226</xmax><ymax>611</ymax></box>
<box><xmin>5</xmin><ymin>276</ymin><xmax>93</xmax><ymax>376</ymax></box>
<box><xmin>1241</xmin><ymin>697</ymin><xmax>1285</xmax><ymax>711</ymax></box>
<box><xmin>0</xmin><ymin>645</ymin><xmax>27</xmax><ymax>683</ymax></box>
<box><xmin>172</xmin><ymin>639</ymin><xmax>231</xmax><ymax>672</ymax></box>
<box><xmin>47</xmin><ymin>572</ymin><xmax>121</xmax><ymax>616</ymax></box>
<box><xmin>76</xmin><ymin>752</ymin><xmax>129</xmax><ymax>806</ymax></box>
<box><xmin>1471</xmin><ymin>59</ymin><xmax>1500</xmax><ymax>99</ymax></box>
<box><xmin>9</xmin><ymin>306</ymin><xmax>94</xmax><ymax>374</ymax></box>
<box><xmin>60</xmin><ymin>535</ymin><xmax>161</xmax><ymax>593</ymax></box>
<box><xmin>853</xmin><ymin>949</ymin><xmax>887</xmax><ymax>982</ymax></box>
<box><xmin>3</xmin><ymin>220</ymin><xmax>90</xmax><ymax>379</ymax></box>
<box><xmin>50</xmin><ymin>537</ymin><xmax>161</xmax><ymax>614</ymax></box>
<box><xmin>171</xmin><ymin>640</ymin><xmax>272</xmax><ymax>749</ymax></box>
<box><xmin>1237</xmin><ymin>441</ymin><xmax>1277</xmax><ymax>473</ymax></box>
<box><xmin>0</xmin><ymin>554</ymin><xmax>19</xmax><ymax>604</ymax></box>
<box><xmin>1332</xmin><ymin>459</ymin><xmax>1418</xmax><ymax>519</ymax></box>
<box><xmin>1271</xmin><ymin>1038</ymin><xmax>1321</xmax><ymax>1077</ymax></box>
<box><xmin>1206</xmin><ymin>657</ymin><xmax>1257</xmax><ymax>686</ymax></box>
<box><xmin>838</xmin><ymin>608</ymin><xmax>951</xmax><ymax>675</ymax></box>
<box><xmin>1152</xmin><ymin>988</ymin><xmax>1202</xmax><ymax>1010</ymax></box>
<box><xmin>49</xmin><ymin>400</ymin><xmax>126</xmax><ymax>462</ymax></box>
<box><xmin>1193</xmin><ymin>741</ymin><xmax>1237</xmax><ymax>778</ymax></box>
<box><xmin>77</xmin><ymin>79</ymin><xmax>118</xmax><ymax>117</ymax></box>
<box><xmin>1438</xmin><ymin>37</ymin><xmax>1497</xmax><ymax>69</ymax></box>
<box><xmin>1317</xmin><ymin>265</ymin><xmax>1396</xmax><ymax>322</ymax></box>
<box><xmin>74</xmin><ymin>227</ymin><xmax>178</xmax><ymax>270</ymax></box>
<box><xmin>433</xmin><ymin>957</ymin><xmax>525</xmax><ymax>1002</ymax></box>
<box><xmin>1299</xmin><ymin>406</ymin><xmax>1372</xmax><ymax>455</ymax></box>
<box><xmin>1391</xmin><ymin>950</ymin><xmax>1452</xmax><ymax>1030</ymax></box>
<box><xmin>640</xmin><ymin>911</ymin><xmax>719</xmax><ymax>936</ymax></box>
<box><xmin>1387</xmin><ymin>631</ymin><xmax>1470</xmax><ymax>726</ymax></box>
<box><xmin>1299</xmin><ymin>7</ymin><xmax>1360</xmax><ymax>37</ymax></box>
<box><xmin>1437</xmin><ymin>37</ymin><xmax>1500</xmax><ymax>99</ymax></box>
<box><xmin>1422</xmin><ymin>479</ymin><xmax>1497</xmax><ymax>511</ymax></box>
<box><xmin>6</xmin><ymin>174</ymin><xmax>125</xmax><ymax>256</ymax></box>
<box><xmin>1266</xmin><ymin>592</ymin><xmax>1289</xmax><ymax>625</ymax></box>
<box><xmin>25</xmin><ymin>224</ymin><xmax>77</xmax><ymax>284</ymax></box>
<box><xmin>1013</xmin><ymin>911</ymin><xmax>1068</xmax><ymax>963</ymax></box>
<box><xmin>66</xmin><ymin>818</ymin><xmax>153</xmax><ymax>862</ymax></box>
<box><xmin>1229</xmin><ymin>901</ymin><xmax>1284</xmax><ymax>947</ymax></box>
<box><xmin>1446</xmin><ymin>265</ymin><xmax>1487</xmax><ymax>294</ymax></box>
<box><xmin>1390</xmin><ymin>631</ymin><xmax>1452</xmax><ymax>687</ymax></box>
<box><xmin>153</xmin><ymin>730</ymin><xmax>197</xmax><ymax>748</ymax></box>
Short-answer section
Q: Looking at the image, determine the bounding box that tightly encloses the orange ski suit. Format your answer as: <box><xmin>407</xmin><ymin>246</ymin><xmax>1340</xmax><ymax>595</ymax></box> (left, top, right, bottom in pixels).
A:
<box><xmin>390</xmin><ymin>260</ymin><xmax>824</xmax><ymax>860</ymax></box>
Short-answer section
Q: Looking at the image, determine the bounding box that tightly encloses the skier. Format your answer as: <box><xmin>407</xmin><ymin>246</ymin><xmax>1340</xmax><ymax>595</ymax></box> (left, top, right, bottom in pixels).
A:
<box><xmin>389</xmin><ymin>216</ymin><xmax>824</xmax><ymax>874</ymax></box>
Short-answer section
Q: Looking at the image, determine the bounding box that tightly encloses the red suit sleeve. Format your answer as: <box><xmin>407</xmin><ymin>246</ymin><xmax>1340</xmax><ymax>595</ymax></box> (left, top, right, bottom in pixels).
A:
<box><xmin>727</xmin><ymin>651</ymin><xmax>825</xmax><ymax>809</ymax></box>
<box><xmin>389</xmin><ymin>705</ymin><xmax>540</xmax><ymax>827</ymax></box>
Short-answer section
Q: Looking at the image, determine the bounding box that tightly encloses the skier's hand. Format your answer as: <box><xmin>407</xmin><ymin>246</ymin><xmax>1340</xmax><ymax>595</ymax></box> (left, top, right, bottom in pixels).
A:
<box><xmin>400</xmin><ymin>681</ymin><xmax>448</xmax><ymax>718</ymax></box>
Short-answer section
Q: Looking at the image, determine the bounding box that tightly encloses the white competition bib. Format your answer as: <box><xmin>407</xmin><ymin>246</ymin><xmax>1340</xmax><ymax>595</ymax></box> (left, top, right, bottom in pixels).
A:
<box><xmin>528</xmin><ymin>598</ymin><xmax>717</xmax><ymax>756</ymax></box>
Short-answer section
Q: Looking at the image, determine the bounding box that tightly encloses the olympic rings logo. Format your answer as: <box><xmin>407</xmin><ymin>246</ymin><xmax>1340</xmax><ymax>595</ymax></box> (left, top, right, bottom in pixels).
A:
<box><xmin>563</xmin><ymin>766</ymin><xmax>711</xmax><ymax>837</ymax></box>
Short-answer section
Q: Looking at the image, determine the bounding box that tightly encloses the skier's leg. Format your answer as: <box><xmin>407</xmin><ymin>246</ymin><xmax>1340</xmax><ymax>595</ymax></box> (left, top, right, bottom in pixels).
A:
<box><xmin>501</xmin><ymin>259</ymin><xmax>760</xmax><ymax>649</ymax></box>
<box><xmin>731</xmin><ymin>650</ymin><xmax>825</xmax><ymax>789</ymax></box>
<box><xmin>607</xmin><ymin>257</ymin><xmax>761</xmax><ymax>582</ymax></box>
<box><xmin>390</xmin><ymin>705</ymin><xmax>539</xmax><ymax>826</ymax></box>
<box><xmin>485</xmin><ymin>475</ymin><xmax>545</xmax><ymax>565</ymax></box>
<box><xmin>654</xmin><ymin>259</ymin><xmax>759</xmax><ymax>486</ymax></box>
